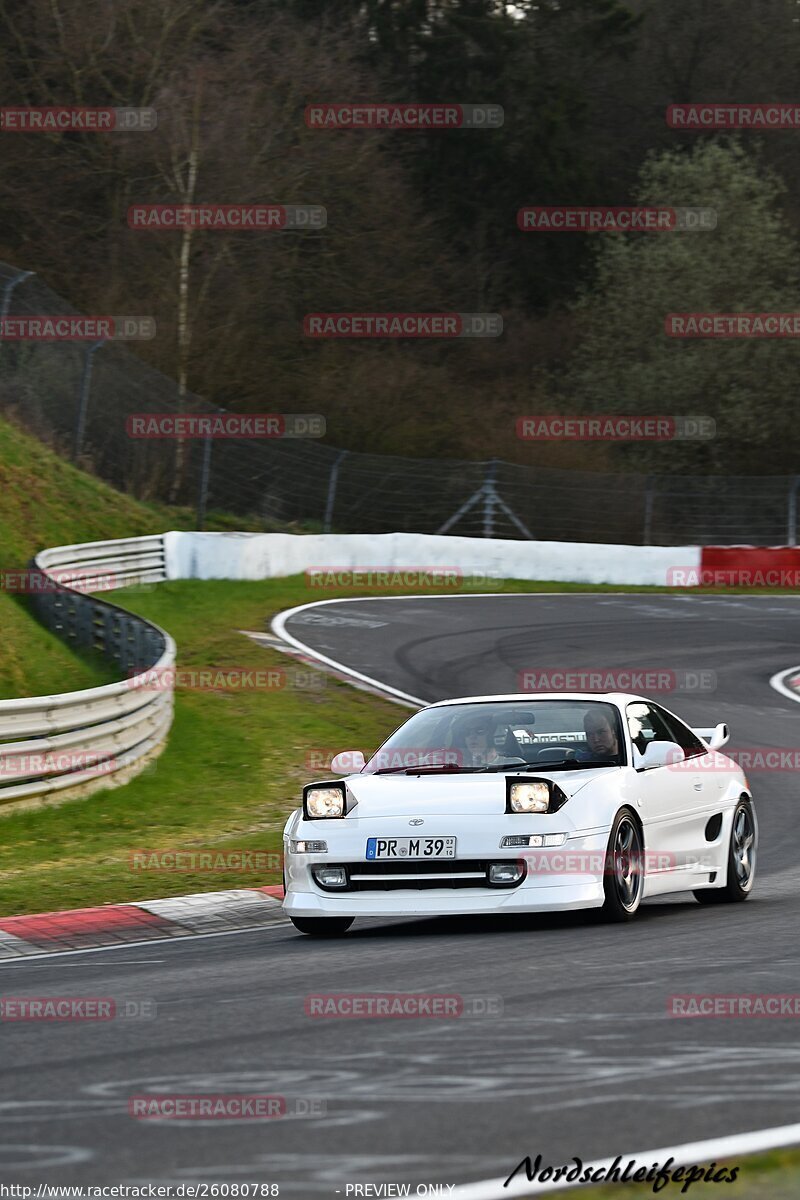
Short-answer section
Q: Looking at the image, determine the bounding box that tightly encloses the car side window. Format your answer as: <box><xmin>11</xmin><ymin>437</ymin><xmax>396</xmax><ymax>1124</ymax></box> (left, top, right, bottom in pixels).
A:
<box><xmin>626</xmin><ymin>702</ymin><xmax>675</xmax><ymax>756</ymax></box>
<box><xmin>653</xmin><ymin>705</ymin><xmax>707</xmax><ymax>760</ymax></box>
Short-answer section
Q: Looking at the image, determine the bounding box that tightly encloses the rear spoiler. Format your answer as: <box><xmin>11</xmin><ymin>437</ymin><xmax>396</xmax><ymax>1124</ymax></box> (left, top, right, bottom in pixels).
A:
<box><xmin>692</xmin><ymin>723</ymin><xmax>729</xmax><ymax>750</ymax></box>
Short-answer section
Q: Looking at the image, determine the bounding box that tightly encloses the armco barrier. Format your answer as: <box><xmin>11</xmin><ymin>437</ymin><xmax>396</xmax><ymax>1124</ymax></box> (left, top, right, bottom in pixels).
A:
<box><xmin>0</xmin><ymin>536</ymin><xmax>174</xmax><ymax>811</ymax></box>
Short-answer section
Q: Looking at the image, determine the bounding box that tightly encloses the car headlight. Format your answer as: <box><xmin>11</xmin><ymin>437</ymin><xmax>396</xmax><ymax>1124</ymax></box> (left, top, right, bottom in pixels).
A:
<box><xmin>505</xmin><ymin>778</ymin><xmax>568</xmax><ymax>814</ymax></box>
<box><xmin>303</xmin><ymin>782</ymin><xmax>346</xmax><ymax>819</ymax></box>
<box><xmin>508</xmin><ymin>781</ymin><xmax>550</xmax><ymax>813</ymax></box>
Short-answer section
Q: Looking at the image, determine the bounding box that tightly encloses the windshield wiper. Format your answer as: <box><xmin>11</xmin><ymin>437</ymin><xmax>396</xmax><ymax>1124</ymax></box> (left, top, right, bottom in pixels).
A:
<box><xmin>475</xmin><ymin>758</ymin><xmax>529</xmax><ymax>772</ymax></box>
<box><xmin>532</xmin><ymin>758</ymin><xmax>621</xmax><ymax>770</ymax></box>
<box><xmin>373</xmin><ymin>763</ymin><xmax>480</xmax><ymax>775</ymax></box>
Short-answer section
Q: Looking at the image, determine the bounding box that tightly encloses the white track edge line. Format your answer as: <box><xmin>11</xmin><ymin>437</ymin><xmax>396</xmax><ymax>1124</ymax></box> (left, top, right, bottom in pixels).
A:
<box><xmin>449</xmin><ymin>1122</ymin><xmax>800</xmax><ymax>1198</ymax></box>
<box><xmin>271</xmin><ymin>597</ymin><xmax>428</xmax><ymax>707</ymax></box>
<box><xmin>0</xmin><ymin>918</ymin><xmax>292</xmax><ymax>967</ymax></box>
<box><xmin>769</xmin><ymin>663</ymin><xmax>800</xmax><ymax>705</ymax></box>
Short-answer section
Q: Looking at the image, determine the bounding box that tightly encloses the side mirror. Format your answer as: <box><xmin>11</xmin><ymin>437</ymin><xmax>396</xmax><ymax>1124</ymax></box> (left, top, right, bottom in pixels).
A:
<box><xmin>706</xmin><ymin>723</ymin><xmax>729</xmax><ymax>750</ymax></box>
<box><xmin>330</xmin><ymin>750</ymin><xmax>365</xmax><ymax>775</ymax></box>
<box><xmin>635</xmin><ymin>740</ymin><xmax>684</xmax><ymax>771</ymax></box>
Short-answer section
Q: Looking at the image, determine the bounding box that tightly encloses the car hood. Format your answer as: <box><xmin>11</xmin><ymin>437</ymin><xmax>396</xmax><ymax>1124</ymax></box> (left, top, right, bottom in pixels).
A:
<box><xmin>340</xmin><ymin>768</ymin><xmax>618</xmax><ymax>817</ymax></box>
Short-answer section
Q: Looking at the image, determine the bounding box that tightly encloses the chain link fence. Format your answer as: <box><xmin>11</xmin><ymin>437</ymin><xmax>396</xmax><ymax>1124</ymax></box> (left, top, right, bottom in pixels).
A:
<box><xmin>1</xmin><ymin>260</ymin><xmax>798</xmax><ymax>545</ymax></box>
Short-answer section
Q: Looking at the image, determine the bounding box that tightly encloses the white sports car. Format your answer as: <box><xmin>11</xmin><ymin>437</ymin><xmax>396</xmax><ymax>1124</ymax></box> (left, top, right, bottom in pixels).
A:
<box><xmin>283</xmin><ymin>692</ymin><xmax>756</xmax><ymax>935</ymax></box>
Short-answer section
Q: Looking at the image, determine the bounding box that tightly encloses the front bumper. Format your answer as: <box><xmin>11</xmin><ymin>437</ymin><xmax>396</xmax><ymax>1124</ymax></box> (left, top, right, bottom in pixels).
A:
<box><xmin>283</xmin><ymin>813</ymin><xmax>608</xmax><ymax>918</ymax></box>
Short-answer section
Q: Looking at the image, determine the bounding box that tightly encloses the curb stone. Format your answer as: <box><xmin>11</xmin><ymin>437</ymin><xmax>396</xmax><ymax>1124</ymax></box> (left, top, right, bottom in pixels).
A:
<box><xmin>0</xmin><ymin>886</ymin><xmax>286</xmax><ymax>958</ymax></box>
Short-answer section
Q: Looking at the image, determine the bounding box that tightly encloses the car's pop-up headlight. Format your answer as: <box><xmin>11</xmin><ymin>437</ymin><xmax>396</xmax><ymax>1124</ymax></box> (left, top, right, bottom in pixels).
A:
<box><xmin>505</xmin><ymin>778</ymin><xmax>568</xmax><ymax>815</ymax></box>
<box><xmin>508</xmin><ymin>781</ymin><xmax>550</xmax><ymax>813</ymax></box>
<box><xmin>303</xmin><ymin>782</ymin><xmax>346</xmax><ymax>820</ymax></box>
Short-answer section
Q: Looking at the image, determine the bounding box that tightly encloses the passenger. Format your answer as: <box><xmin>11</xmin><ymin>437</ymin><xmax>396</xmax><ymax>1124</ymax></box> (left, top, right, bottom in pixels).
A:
<box><xmin>460</xmin><ymin>717</ymin><xmax>501</xmax><ymax>768</ymax></box>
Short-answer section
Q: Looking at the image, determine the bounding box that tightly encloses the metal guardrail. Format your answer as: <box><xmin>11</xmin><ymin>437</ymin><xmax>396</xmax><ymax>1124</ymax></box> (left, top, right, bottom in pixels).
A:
<box><xmin>0</xmin><ymin>535</ymin><xmax>175</xmax><ymax>809</ymax></box>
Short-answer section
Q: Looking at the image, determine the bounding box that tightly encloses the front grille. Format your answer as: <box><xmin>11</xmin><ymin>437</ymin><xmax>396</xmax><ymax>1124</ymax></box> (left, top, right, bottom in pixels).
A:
<box><xmin>315</xmin><ymin>860</ymin><xmax>524</xmax><ymax>892</ymax></box>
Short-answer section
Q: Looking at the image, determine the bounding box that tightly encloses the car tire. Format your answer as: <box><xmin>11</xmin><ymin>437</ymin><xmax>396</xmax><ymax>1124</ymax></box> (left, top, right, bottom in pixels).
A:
<box><xmin>694</xmin><ymin>797</ymin><xmax>756</xmax><ymax>905</ymax></box>
<box><xmin>601</xmin><ymin>809</ymin><xmax>644</xmax><ymax>922</ymax></box>
<box><xmin>289</xmin><ymin>916</ymin><xmax>354</xmax><ymax>936</ymax></box>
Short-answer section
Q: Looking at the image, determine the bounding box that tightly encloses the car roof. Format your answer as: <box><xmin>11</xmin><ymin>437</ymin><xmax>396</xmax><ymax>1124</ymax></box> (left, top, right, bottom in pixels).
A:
<box><xmin>425</xmin><ymin>692</ymin><xmax>646</xmax><ymax>709</ymax></box>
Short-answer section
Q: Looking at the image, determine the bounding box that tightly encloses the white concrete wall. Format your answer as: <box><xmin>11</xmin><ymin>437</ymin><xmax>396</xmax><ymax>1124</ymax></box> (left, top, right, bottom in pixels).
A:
<box><xmin>164</xmin><ymin>532</ymin><xmax>701</xmax><ymax>587</ymax></box>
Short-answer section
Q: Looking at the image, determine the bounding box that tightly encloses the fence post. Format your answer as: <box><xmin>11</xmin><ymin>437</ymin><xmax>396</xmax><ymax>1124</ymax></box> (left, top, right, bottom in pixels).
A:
<box><xmin>787</xmin><ymin>476</ymin><xmax>800</xmax><ymax>546</ymax></box>
<box><xmin>197</xmin><ymin>435</ymin><xmax>213</xmax><ymax>530</ymax></box>
<box><xmin>643</xmin><ymin>475</ymin><xmax>655</xmax><ymax>545</ymax></box>
<box><xmin>324</xmin><ymin>450</ymin><xmax>348</xmax><ymax>533</ymax></box>
<box><xmin>73</xmin><ymin>339</ymin><xmax>105</xmax><ymax>461</ymax></box>
<box><xmin>483</xmin><ymin>460</ymin><xmax>498</xmax><ymax>538</ymax></box>
<box><xmin>0</xmin><ymin>270</ymin><xmax>35</xmax><ymax>365</ymax></box>
<box><xmin>0</xmin><ymin>269</ymin><xmax>34</xmax><ymax>323</ymax></box>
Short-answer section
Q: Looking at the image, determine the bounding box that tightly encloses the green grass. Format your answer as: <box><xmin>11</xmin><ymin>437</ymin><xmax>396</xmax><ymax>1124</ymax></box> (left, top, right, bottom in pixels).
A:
<box><xmin>0</xmin><ymin>578</ymin><xmax>409</xmax><ymax>913</ymax></box>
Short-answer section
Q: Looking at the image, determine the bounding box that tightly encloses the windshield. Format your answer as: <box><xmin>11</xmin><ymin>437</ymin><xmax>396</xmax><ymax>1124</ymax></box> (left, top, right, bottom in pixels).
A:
<box><xmin>363</xmin><ymin>699</ymin><xmax>626</xmax><ymax>773</ymax></box>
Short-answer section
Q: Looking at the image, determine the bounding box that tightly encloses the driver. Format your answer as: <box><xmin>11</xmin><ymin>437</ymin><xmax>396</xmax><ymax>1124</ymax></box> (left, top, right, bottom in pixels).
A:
<box><xmin>582</xmin><ymin>709</ymin><xmax>620</xmax><ymax>759</ymax></box>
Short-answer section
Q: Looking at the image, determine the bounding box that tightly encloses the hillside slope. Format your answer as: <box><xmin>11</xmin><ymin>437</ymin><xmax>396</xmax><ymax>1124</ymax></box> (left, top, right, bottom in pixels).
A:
<box><xmin>0</xmin><ymin>415</ymin><xmax>174</xmax><ymax>698</ymax></box>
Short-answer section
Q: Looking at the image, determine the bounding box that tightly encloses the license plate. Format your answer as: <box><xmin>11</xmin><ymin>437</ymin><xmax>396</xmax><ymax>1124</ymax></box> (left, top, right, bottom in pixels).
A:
<box><xmin>366</xmin><ymin>836</ymin><xmax>456</xmax><ymax>860</ymax></box>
